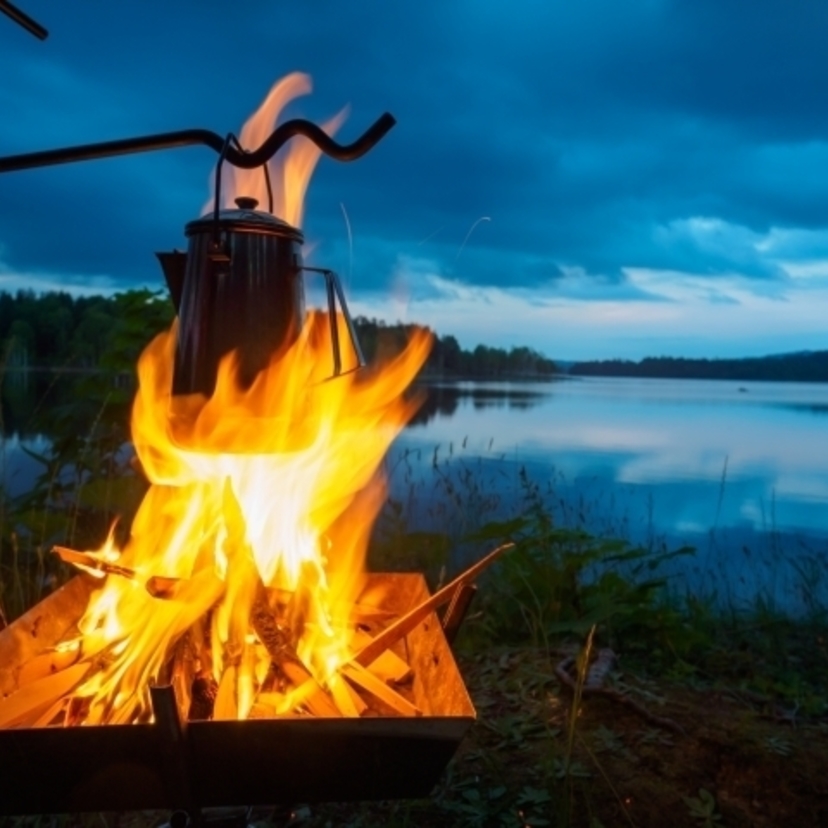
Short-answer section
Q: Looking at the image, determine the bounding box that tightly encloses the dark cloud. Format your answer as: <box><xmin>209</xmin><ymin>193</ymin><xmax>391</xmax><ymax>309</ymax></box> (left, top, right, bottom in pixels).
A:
<box><xmin>1</xmin><ymin>0</ymin><xmax>827</xmax><ymax>302</ymax></box>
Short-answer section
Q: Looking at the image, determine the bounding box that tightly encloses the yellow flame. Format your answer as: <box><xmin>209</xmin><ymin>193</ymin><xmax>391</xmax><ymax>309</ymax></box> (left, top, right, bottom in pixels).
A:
<box><xmin>203</xmin><ymin>72</ymin><xmax>348</xmax><ymax>228</ymax></box>
<box><xmin>71</xmin><ymin>313</ymin><xmax>431</xmax><ymax>723</ymax></box>
<box><xmin>25</xmin><ymin>71</ymin><xmax>429</xmax><ymax>726</ymax></box>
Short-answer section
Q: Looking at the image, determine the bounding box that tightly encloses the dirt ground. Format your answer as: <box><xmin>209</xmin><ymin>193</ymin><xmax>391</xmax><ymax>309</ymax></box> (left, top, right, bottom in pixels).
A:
<box><xmin>3</xmin><ymin>646</ymin><xmax>826</xmax><ymax>828</ymax></box>
<box><xmin>311</xmin><ymin>646</ymin><xmax>828</xmax><ymax>827</ymax></box>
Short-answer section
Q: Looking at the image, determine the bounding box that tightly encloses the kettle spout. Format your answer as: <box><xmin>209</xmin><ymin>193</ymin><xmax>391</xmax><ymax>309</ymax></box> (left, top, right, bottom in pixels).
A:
<box><xmin>155</xmin><ymin>251</ymin><xmax>187</xmax><ymax>312</ymax></box>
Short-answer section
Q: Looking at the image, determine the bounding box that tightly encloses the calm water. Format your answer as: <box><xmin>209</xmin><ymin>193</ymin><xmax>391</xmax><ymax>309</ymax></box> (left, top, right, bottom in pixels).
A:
<box><xmin>388</xmin><ymin>377</ymin><xmax>828</xmax><ymax>610</ymax></box>
<box><xmin>3</xmin><ymin>375</ymin><xmax>827</xmax><ymax>609</ymax></box>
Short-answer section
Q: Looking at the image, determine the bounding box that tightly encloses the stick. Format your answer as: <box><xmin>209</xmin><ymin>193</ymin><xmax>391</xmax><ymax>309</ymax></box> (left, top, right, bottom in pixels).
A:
<box><xmin>555</xmin><ymin>656</ymin><xmax>685</xmax><ymax>735</ymax></box>
<box><xmin>250</xmin><ymin>585</ymin><xmax>340</xmax><ymax>718</ymax></box>
<box><xmin>53</xmin><ymin>546</ymin><xmax>182</xmax><ymax>598</ymax></box>
<box><xmin>351</xmin><ymin>543</ymin><xmax>513</xmax><ymax>668</ymax></box>
<box><xmin>340</xmin><ymin>662</ymin><xmax>422</xmax><ymax>717</ymax></box>
<box><xmin>53</xmin><ymin>546</ymin><xmax>135</xmax><ymax>581</ymax></box>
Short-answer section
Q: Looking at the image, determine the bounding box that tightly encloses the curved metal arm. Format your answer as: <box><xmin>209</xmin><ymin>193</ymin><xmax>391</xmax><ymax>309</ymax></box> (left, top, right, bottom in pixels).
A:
<box><xmin>0</xmin><ymin>0</ymin><xmax>47</xmax><ymax>40</ymax></box>
<box><xmin>0</xmin><ymin>113</ymin><xmax>396</xmax><ymax>174</ymax></box>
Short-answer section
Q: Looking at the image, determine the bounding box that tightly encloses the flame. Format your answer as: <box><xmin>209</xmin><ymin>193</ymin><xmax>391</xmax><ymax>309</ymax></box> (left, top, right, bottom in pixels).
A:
<box><xmin>67</xmin><ymin>313</ymin><xmax>430</xmax><ymax>724</ymax></box>
<box><xmin>203</xmin><ymin>72</ymin><xmax>348</xmax><ymax>228</ymax></box>
<box><xmin>16</xmin><ymin>73</ymin><xmax>431</xmax><ymax>726</ymax></box>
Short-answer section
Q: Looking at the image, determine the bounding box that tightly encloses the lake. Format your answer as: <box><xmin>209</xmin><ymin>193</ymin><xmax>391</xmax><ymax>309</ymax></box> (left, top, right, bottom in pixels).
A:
<box><xmin>3</xmin><ymin>375</ymin><xmax>827</xmax><ymax>611</ymax></box>
<box><xmin>387</xmin><ymin>377</ymin><xmax>828</xmax><ymax>611</ymax></box>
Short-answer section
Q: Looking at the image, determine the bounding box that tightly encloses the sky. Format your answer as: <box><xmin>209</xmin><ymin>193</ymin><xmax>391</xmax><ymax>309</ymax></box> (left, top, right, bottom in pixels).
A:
<box><xmin>2</xmin><ymin>0</ymin><xmax>828</xmax><ymax>361</ymax></box>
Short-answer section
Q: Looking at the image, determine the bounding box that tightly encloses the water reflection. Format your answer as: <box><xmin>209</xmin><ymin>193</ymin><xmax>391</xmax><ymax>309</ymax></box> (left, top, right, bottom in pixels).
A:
<box><xmin>408</xmin><ymin>380</ymin><xmax>549</xmax><ymax>426</ymax></box>
<box><xmin>390</xmin><ymin>377</ymin><xmax>828</xmax><ymax>609</ymax></box>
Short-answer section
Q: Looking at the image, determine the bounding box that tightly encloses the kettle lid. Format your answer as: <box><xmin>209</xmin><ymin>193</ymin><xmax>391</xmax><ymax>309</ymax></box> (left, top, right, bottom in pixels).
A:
<box><xmin>185</xmin><ymin>196</ymin><xmax>303</xmax><ymax>242</ymax></box>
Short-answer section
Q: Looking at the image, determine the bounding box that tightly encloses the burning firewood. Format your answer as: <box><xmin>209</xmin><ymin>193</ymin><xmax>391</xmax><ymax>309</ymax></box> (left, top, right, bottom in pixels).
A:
<box><xmin>0</xmin><ymin>538</ymin><xmax>510</xmax><ymax>729</ymax></box>
<box><xmin>351</xmin><ymin>542</ymin><xmax>513</xmax><ymax>668</ymax></box>
<box><xmin>249</xmin><ymin>585</ymin><xmax>341</xmax><ymax>718</ymax></box>
<box><xmin>188</xmin><ymin>672</ymin><xmax>218</xmax><ymax>720</ymax></box>
<box><xmin>0</xmin><ymin>663</ymin><xmax>89</xmax><ymax>729</ymax></box>
<box><xmin>340</xmin><ymin>662</ymin><xmax>421</xmax><ymax>717</ymax></box>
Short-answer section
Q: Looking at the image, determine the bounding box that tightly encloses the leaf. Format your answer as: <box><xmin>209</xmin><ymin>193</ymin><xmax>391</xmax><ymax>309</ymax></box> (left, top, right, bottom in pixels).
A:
<box><xmin>465</xmin><ymin>516</ymin><xmax>528</xmax><ymax>543</ymax></box>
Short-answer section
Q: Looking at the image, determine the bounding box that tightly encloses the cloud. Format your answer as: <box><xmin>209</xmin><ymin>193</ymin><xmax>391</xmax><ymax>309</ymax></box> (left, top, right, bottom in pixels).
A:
<box><xmin>0</xmin><ymin>259</ymin><xmax>121</xmax><ymax>296</ymax></box>
<box><xmin>1</xmin><ymin>0</ymin><xmax>828</xmax><ymax>357</ymax></box>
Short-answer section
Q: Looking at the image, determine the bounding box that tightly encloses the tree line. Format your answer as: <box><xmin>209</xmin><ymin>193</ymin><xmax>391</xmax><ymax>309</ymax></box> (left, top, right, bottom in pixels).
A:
<box><xmin>0</xmin><ymin>289</ymin><xmax>175</xmax><ymax>373</ymax></box>
<box><xmin>0</xmin><ymin>290</ymin><xmax>558</xmax><ymax>380</ymax></box>
<box><xmin>353</xmin><ymin>316</ymin><xmax>558</xmax><ymax>379</ymax></box>
<box><xmin>569</xmin><ymin>352</ymin><xmax>828</xmax><ymax>383</ymax></box>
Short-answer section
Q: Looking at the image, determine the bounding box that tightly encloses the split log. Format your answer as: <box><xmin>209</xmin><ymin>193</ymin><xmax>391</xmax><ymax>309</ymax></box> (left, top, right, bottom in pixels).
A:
<box><xmin>328</xmin><ymin>673</ymin><xmax>367</xmax><ymax>718</ymax></box>
<box><xmin>32</xmin><ymin>697</ymin><xmax>68</xmax><ymax>728</ymax></box>
<box><xmin>250</xmin><ymin>586</ymin><xmax>340</xmax><ymax>718</ymax></box>
<box><xmin>14</xmin><ymin>641</ymin><xmax>82</xmax><ymax>691</ymax></box>
<box><xmin>351</xmin><ymin>630</ymin><xmax>412</xmax><ymax>684</ymax></box>
<box><xmin>341</xmin><ymin>662</ymin><xmax>422</xmax><ymax>717</ymax></box>
<box><xmin>188</xmin><ymin>672</ymin><xmax>218</xmax><ymax>720</ymax></box>
<box><xmin>367</xmin><ymin>648</ymin><xmax>413</xmax><ymax>685</ymax></box>
<box><xmin>352</xmin><ymin>542</ymin><xmax>513</xmax><ymax>668</ymax></box>
<box><xmin>0</xmin><ymin>662</ymin><xmax>89</xmax><ymax>728</ymax></box>
<box><xmin>213</xmin><ymin>664</ymin><xmax>239</xmax><ymax>720</ymax></box>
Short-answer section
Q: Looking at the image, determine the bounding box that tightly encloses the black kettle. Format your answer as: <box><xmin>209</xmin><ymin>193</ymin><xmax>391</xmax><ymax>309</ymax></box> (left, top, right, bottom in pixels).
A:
<box><xmin>157</xmin><ymin>193</ymin><xmax>364</xmax><ymax>397</ymax></box>
<box><xmin>0</xmin><ymin>111</ymin><xmax>396</xmax><ymax>397</ymax></box>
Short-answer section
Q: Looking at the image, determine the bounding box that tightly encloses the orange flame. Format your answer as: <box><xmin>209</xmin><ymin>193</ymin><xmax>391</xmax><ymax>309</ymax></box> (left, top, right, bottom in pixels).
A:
<box><xmin>40</xmin><ymin>73</ymin><xmax>431</xmax><ymax>725</ymax></box>
<box><xmin>0</xmin><ymin>74</ymin><xmax>438</xmax><ymax>731</ymax></box>
<box><xmin>70</xmin><ymin>313</ymin><xmax>430</xmax><ymax>723</ymax></box>
<box><xmin>203</xmin><ymin>72</ymin><xmax>348</xmax><ymax>228</ymax></box>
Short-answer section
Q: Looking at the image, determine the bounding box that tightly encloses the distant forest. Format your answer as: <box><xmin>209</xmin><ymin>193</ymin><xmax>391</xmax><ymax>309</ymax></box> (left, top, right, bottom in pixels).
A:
<box><xmin>570</xmin><ymin>352</ymin><xmax>828</xmax><ymax>383</ymax></box>
<box><xmin>4</xmin><ymin>289</ymin><xmax>825</xmax><ymax>384</ymax></box>
<box><xmin>0</xmin><ymin>289</ymin><xmax>558</xmax><ymax>380</ymax></box>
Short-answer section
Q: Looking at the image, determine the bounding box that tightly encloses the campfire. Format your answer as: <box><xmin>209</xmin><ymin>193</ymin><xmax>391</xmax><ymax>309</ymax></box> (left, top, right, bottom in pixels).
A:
<box><xmin>0</xmin><ymin>73</ymin><xmax>507</xmax><ymax>813</ymax></box>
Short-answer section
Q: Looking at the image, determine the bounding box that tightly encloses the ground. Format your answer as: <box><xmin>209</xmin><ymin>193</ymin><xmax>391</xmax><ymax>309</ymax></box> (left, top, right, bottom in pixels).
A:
<box><xmin>3</xmin><ymin>646</ymin><xmax>826</xmax><ymax>828</ymax></box>
<box><xmin>311</xmin><ymin>646</ymin><xmax>828</xmax><ymax>828</ymax></box>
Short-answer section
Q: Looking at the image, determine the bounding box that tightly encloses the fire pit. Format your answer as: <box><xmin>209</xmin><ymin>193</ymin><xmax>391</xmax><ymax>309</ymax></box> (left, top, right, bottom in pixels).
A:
<box><xmin>0</xmin><ymin>572</ymin><xmax>479</xmax><ymax>814</ymax></box>
<box><xmin>0</xmin><ymin>73</ymin><xmax>507</xmax><ymax>818</ymax></box>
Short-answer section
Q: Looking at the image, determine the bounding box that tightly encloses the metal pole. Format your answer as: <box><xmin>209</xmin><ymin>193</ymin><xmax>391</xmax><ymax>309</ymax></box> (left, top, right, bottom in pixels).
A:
<box><xmin>0</xmin><ymin>114</ymin><xmax>396</xmax><ymax>175</ymax></box>
<box><xmin>0</xmin><ymin>0</ymin><xmax>48</xmax><ymax>40</ymax></box>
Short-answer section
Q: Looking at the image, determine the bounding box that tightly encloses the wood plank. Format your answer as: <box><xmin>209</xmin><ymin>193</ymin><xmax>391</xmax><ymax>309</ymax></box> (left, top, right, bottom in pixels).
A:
<box><xmin>341</xmin><ymin>662</ymin><xmax>422</xmax><ymax>718</ymax></box>
<box><xmin>351</xmin><ymin>543</ymin><xmax>512</xmax><ymax>668</ymax></box>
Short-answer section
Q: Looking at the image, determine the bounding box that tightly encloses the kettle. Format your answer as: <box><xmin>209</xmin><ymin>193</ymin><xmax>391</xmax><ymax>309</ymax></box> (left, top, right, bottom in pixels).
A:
<box><xmin>157</xmin><ymin>193</ymin><xmax>364</xmax><ymax>397</ymax></box>
<box><xmin>0</xmin><ymin>111</ymin><xmax>395</xmax><ymax>396</ymax></box>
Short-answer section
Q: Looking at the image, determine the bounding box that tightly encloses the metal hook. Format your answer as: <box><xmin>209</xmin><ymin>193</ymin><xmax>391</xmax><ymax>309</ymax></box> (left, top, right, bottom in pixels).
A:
<box><xmin>0</xmin><ymin>114</ymin><xmax>396</xmax><ymax>174</ymax></box>
<box><xmin>209</xmin><ymin>134</ymin><xmax>235</xmax><ymax>263</ymax></box>
<box><xmin>0</xmin><ymin>0</ymin><xmax>48</xmax><ymax>39</ymax></box>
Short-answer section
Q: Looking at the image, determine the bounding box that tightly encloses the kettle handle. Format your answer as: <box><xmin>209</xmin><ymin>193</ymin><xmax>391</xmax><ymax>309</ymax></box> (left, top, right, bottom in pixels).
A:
<box><xmin>301</xmin><ymin>267</ymin><xmax>366</xmax><ymax>377</ymax></box>
<box><xmin>208</xmin><ymin>134</ymin><xmax>276</xmax><ymax>260</ymax></box>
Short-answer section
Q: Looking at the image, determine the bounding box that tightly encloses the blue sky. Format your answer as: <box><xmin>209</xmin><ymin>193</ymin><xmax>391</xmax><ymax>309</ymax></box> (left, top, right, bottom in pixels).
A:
<box><xmin>2</xmin><ymin>0</ymin><xmax>828</xmax><ymax>360</ymax></box>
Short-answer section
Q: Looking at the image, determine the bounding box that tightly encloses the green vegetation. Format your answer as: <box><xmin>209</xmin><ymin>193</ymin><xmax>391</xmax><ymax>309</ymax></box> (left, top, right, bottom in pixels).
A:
<box><xmin>0</xmin><ymin>289</ymin><xmax>175</xmax><ymax>372</ymax></box>
<box><xmin>0</xmin><ymin>290</ymin><xmax>557</xmax><ymax>382</ymax></box>
<box><xmin>0</xmin><ymin>289</ymin><xmax>172</xmax><ymax>618</ymax></box>
<box><xmin>570</xmin><ymin>351</ymin><xmax>828</xmax><ymax>382</ymax></box>
<box><xmin>1</xmin><ymin>289</ymin><xmax>826</xmax><ymax>827</ymax></box>
<box><xmin>356</xmin><ymin>316</ymin><xmax>558</xmax><ymax>379</ymax></box>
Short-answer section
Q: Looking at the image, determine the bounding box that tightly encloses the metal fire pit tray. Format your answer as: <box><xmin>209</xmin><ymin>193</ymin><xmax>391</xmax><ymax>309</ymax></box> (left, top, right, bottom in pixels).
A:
<box><xmin>0</xmin><ymin>573</ymin><xmax>475</xmax><ymax>814</ymax></box>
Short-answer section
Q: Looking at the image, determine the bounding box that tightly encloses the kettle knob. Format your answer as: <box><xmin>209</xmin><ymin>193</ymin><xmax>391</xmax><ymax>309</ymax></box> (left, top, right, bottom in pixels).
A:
<box><xmin>235</xmin><ymin>196</ymin><xmax>259</xmax><ymax>210</ymax></box>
